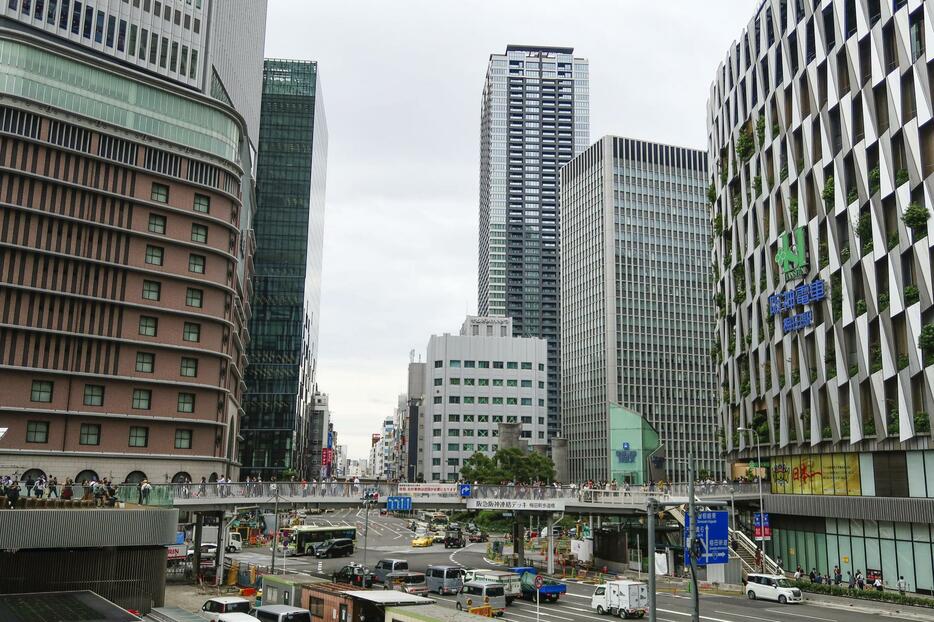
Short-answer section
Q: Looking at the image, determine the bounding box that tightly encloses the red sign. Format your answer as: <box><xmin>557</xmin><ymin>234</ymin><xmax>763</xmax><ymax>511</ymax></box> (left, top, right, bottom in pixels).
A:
<box><xmin>753</xmin><ymin>513</ymin><xmax>772</xmax><ymax>541</ymax></box>
<box><xmin>322</xmin><ymin>448</ymin><xmax>332</xmax><ymax>465</ymax></box>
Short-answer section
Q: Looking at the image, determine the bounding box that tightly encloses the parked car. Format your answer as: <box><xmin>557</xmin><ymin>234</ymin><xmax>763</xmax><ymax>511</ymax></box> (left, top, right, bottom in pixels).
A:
<box><xmin>744</xmin><ymin>574</ymin><xmax>802</xmax><ymax>604</ymax></box>
<box><xmin>373</xmin><ymin>559</ymin><xmax>409</xmax><ymax>584</ymax></box>
<box><xmin>250</xmin><ymin>605</ymin><xmax>312</xmax><ymax>622</ymax></box>
<box><xmin>313</xmin><ymin>538</ymin><xmax>354</xmax><ymax>558</ymax></box>
<box><xmin>332</xmin><ymin>563</ymin><xmax>373</xmax><ymax>588</ymax></box>
<box><xmin>467</xmin><ymin>532</ymin><xmax>488</xmax><ymax>543</ymax></box>
<box><xmin>201</xmin><ymin>596</ymin><xmax>252</xmax><ymax>621</ymax></box>
<box><xmin>216</xmin><ymin>615</ymin><xmax>260</xmax><ymax>622</ymax></box>
<box><xmin>384</xmin><ymin>571</ymin><xmax>429</xmax><ymax>596</ymax></box>
<box><xmin>411</xmin><ymin>535</ymin><xmax>433</xmax><ymax>547</ymax></box>
<box><xmin>456</xmin><ymin>581</ymin><xmax>506</xmax><ymax>616</ymax></box>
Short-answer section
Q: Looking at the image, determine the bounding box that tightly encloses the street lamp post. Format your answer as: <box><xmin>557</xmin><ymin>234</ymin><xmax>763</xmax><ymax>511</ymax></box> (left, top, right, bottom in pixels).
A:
<box><xmin>737</xmin><ymin>426</ymin><xmax>765</xmax><ymax>570</ymax></box>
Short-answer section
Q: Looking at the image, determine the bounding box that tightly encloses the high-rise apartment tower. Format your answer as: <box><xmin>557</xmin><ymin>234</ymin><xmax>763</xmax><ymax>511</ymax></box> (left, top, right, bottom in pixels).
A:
<box><xmin>478</xmin><ymin>45</ymin><xmax>589</xmax><ymax>440</ymax></box>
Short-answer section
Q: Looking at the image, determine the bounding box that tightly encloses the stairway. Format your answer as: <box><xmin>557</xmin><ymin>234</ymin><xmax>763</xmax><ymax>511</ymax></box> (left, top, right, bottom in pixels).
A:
<box><xmin>665</xmin><ymin>505</ymin><xmax>780</xmax><ymax>576</ymax></box>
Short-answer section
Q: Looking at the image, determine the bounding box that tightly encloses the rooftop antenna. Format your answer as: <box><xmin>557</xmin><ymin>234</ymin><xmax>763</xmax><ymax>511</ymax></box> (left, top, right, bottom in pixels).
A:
<box><xmin>409</xmin><ymin>349</ymin><xmax>415</xmax><ymax>363</ymax></box>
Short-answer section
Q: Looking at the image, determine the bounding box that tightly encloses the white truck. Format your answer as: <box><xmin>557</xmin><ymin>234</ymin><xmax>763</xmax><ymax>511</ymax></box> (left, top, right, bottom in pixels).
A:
<box><xmin>463</xmin><ymin>569</ymin><xmax>522</xmax><ymax>604</ymax></box>
<box><xmin>201</xmin><ymin>526</ymin><xmax>243</xmax><ymax>553</ymax></box>
<box><xmin>591</xmin><ymin>580</ymin><xmax>648</xmax><ymax>619</ymax></box>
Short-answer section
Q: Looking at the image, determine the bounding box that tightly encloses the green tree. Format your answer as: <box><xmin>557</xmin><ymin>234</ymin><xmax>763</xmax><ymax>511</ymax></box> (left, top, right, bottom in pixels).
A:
<box><xmin>460</xmin><ymin>448</ymin><xmax>556</xmax><ymax>484</ymax></box>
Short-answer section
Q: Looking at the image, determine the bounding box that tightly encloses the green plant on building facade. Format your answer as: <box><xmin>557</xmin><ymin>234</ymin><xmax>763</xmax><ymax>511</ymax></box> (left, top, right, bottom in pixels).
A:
<box><xmin>902</xmin><ymin>202</ymin><xmax>930</xmax><ymax>239</ymax></box>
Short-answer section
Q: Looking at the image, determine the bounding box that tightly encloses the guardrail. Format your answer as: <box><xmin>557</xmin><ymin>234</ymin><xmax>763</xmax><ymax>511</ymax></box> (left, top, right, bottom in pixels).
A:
<box><xmin>110</xmin><ymin>481</ymin><xmax>762</xmax><ymax>508</ymax></box>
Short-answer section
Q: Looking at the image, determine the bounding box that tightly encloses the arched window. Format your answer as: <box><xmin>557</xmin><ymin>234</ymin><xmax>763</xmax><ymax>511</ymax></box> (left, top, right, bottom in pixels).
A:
<box><xmin>208</xmin><ymin>472</ymin><xmax>218</xmax><ymax>482</ymax></box>
<box><xmin>125</xmin><ymin>470</ymin><xmax>147</xmax><ymax>484</ymax></box>
<box><xmin>20</xmin><ymin>468</ymin><xmax>46</xmax><ymax>481</ymax></box>
<box><xmin>171</xmin><ymin>471</ymin><xmax>191</xmax><ymax>483</ymax></box>
<box><xmin>75</xmin><ymin>469</ymin><xmax>99</xmax><ymax>483</ymax></box>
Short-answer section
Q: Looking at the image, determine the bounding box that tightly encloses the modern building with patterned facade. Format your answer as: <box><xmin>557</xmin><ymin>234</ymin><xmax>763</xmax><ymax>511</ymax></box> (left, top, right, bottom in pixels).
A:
<box><xmin>478</xmin><ymin>45</ymin><xmax>589</xmax><ymax>440</ymax></box>
<box><xmin>710</xmin><ymin>0</ymin><xmax>934</xmax><ymax>592</ymax></box>
<box><xmin>0</xmin><ymin>11</ymin><xmax>262</xmax><ymax>483</ymax></box>
<box><xmin>240</xmin><ymin>59</ymin><xmax>328</xmax><ymax>479</ymax></box>
<box><xmin>560</xmin><ymin>136</ymin><xmax>720</xmax><ymax>483</ymax></box>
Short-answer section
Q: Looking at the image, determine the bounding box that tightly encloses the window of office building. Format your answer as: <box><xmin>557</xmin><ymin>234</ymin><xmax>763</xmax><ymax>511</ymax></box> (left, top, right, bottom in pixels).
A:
<box><xmin>142</xmin><ymin>280</ymin><xmax>161</xmax><ymax>301</ymax></box>
<box><xmin>138</xmin><ymin>316</ymin><xmax>158</xmax><ymax>336</ymax></box>
<box><xmin>180</xmin><ymin>357</ymin><xmax>198</xmax><ymax>377</ymax></box>
<box><xmin>148</xmin><ymin>213</ymin><xmax>166</xmax><ymax>234</ymax></box>
<box><xmin>185</xmin><ymin>288</ymin><xmax>203</xmax><ymax>308</ymax></box>
<box><xmin>132</xmin><ymin>388</ymin><xmax>152</xmax><ymax>409</ymax></box>
<box><xmin>129</xmin><ymin>426</ymin><xmax>149</xmax><ymax>447</ymax></box>
<box><xmin>30</xmin><ymin>380</ymin><xmax>53</xmax><ymax>402</ymax></box>
<box><xmin>177</xmin><ymin>392</ymin><xmax>195</xmax><ymax>413</ymax></box>
<box><xmin>151</xmin><ymin>182</ymin><xmax>168</xmax><ymax>203</ymax></box>
<box><xmin>183</xmin><ymin>322</ymin><xmax>201</xmax><ymax>342</ymax></box>
<box><xmin>79</xmin><ymin>423</ymin><xmax>100</xmax><ymax>445</ymax></box>
<box><xmin>136</xmin><ymin>352</ymin><xmax>155</xmax><ymax>373</ymax></box>
<box><xmin>83</xmin><ymin>384</ymin><xmax>104</xmax><ymax>406</ymax></box>
<box><xmin>26</xmin><ymin>421</ymin><xmax>49</xmax><ymax>443</ymax></box>
<box><xmin>175</xmin><ymin>428</ymin><xmax>192</xmax><ymax>449</ymax></box>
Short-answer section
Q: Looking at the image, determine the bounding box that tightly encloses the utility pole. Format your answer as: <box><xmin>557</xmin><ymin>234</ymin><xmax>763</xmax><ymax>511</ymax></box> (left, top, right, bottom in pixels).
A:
<box><xmin>646</xmin><ymin>498</ymin><xmax>656</xmax><ymax>622</ymax></box>
<box><xmin>688</xmin><ymin>454</ymin><xmax>699</xmax><ymax>622</ymax></box>
<box><xmin>270</xmin><ymin>491</ymin><xmax>280</xmax><ymax>574</ymax></box>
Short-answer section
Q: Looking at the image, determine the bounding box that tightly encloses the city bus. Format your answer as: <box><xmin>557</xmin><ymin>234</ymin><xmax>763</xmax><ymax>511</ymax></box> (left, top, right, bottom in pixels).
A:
<box><xmin>287</xmin><ymin>525</ymin><xmax>357</xmax><ymax>556</ymax></box>
<box><xmin>428</xmin><ymin>512</ymin><xmax>448</xmax><ymax>529</ymax></box>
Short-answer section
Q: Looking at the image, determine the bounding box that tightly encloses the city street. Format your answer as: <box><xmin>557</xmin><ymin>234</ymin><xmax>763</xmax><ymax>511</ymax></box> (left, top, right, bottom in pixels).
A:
<box><xmin>227</xmin><ymin>510</ymin><xmax>903</xmax><ymax>622</ymax></box>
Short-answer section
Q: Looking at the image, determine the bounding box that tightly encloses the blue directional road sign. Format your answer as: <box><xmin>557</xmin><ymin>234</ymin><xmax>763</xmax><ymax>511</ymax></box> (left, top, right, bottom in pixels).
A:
<box><xmin>386</xmin><ymin>496</ymin><xmax>412</xmax><ymax>511</ymax></box>
<box><xmin>459</xmin><ymin>483</ymin><xmax>473</xmax><ymax>498</ymax></box>
<box><xmin>684</xmin><ymin>510</ymin><xmax>729</xmax><ymax>566</ymax></box>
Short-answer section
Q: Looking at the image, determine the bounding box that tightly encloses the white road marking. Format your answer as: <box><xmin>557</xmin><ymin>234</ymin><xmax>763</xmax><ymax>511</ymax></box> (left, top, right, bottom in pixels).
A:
<box><xmin>714</xmin><ymin>612</ymin><xmax>781</xmax><ymax>622</ymax></box>
<box><xmin>657</xmin><ymin>608</ymin><xmax>736</xmax><ymax>622</ymax></box>
<box><xmin>503</xmin><ymin>608</ymin><xmax>574</xmax><ymax>622</ymax></box>
<box><xmin>764</xmin><ymin>609</ymin><xmax>836</xmax><ymax>622</ymax></box>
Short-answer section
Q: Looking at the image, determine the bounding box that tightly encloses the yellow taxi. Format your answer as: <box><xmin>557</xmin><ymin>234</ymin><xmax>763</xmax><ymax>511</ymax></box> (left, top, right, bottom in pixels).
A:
<box><xmin>411</xmin><ymin>535</ymin><xmax>434</xmax><ymax>547</ymax></box>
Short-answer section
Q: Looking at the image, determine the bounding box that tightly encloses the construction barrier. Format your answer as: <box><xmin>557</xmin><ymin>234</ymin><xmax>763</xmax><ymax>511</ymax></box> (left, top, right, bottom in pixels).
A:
<box><xmin>469</xmin><ymin>606</ymin><xmax>493</xmax><ymax>617</ymax></box>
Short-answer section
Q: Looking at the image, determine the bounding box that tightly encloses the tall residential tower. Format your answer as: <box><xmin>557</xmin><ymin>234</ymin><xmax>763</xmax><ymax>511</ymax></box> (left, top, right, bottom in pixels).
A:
<box><xmin>561</xmin><ymin>137</ymin><xmax>720</xmax><ymax>482</ymax></box>
<box><xmin>478</xmin><ymin>45</ymin><xmax>589</xmax><ymax>440</ymax></box>
<box><xmin>241</xmin><ymin>59</ymin><xmax>327</xmax><ymax>479</ymax></box>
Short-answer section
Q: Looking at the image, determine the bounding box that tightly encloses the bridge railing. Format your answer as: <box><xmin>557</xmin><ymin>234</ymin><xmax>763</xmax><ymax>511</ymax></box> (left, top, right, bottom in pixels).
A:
<box><xmin>116</xmin><ymin>481</ymin><xmax>764</xmax><ymax>507</ymax></box>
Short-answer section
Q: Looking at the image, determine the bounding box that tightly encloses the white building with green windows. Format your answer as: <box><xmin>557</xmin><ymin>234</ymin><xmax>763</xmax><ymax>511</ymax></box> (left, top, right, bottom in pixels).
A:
<box><xmin>422</xmin><ymin>316</ymin><xmax>547</xmax><ymax>482</ymax></box>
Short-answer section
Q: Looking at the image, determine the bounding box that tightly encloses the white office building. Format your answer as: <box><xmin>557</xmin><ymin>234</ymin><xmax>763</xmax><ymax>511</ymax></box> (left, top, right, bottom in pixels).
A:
<box><xmin>423</xmin><ymin>316</ymin><xmax>548</xmax><ymax>481</ymax></box>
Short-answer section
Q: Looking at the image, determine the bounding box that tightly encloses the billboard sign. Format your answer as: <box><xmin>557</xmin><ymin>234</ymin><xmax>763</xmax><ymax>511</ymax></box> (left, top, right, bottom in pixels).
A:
<box><xmin>466</xmin><ymin>498</ymin><xmax>566</xmax><ymax>511</ymax></box>
<box><xmin>753</xmin><ymin>512</ymin><xmax>771</xmax><ymax>541</ymax></box>
<box><xmin>684</xmin><ymin>511</ymin><xmax>729</xmax><ymax>565</ymax></box>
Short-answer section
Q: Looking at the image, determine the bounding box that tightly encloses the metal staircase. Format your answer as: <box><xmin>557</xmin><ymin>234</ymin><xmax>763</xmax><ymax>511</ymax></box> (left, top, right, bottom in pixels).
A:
<box><xmin>665</xmin><ymin>505</ymin><xmax>781</xmax><ymax>576</ymax></box>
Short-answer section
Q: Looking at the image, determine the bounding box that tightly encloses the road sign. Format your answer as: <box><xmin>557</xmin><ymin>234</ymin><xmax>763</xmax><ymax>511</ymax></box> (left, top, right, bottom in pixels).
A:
<box><xmin>753</xmin><ymin>512</ymin><xmax>771</xmax><ymax>541</ymax></box>
<box><xmin>386</xmin><ymin>496</ymin><xmax>412</xmax><ymax>511</ymax></box>
<box><xmin>684</xmin><ymin>511</ymin><xmax>729</xmax><ymax>566</ymax></box>
<box><xmin>459</xmin><ymin>483</ymin><xmax>473</xmax><ymax>497</ymax></box>
<box><xmin>533</xmin><ymin>575</ymin><xmax>544</xmax><ymax>589</ymax></box>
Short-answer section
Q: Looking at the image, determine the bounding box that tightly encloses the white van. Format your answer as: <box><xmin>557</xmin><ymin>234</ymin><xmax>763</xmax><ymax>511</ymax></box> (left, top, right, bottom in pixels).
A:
<box><xmin>201</xmin><ymin>596</ymin><xmax>252</xmax><ymax>621</ymax></box>
<box><xmin>744</xmin><ymin>573</ymin><xmax>802</xmax><ymax>604</ymax></box>
<box><xmin>463</xmin><ymin>569</ymin><xmax>521</xmax><ymax>604</ymax></box>
<box><xmin>251</xmin><ymin>605</ymin><xmax>313</xmax><ymax>622</ymax></box>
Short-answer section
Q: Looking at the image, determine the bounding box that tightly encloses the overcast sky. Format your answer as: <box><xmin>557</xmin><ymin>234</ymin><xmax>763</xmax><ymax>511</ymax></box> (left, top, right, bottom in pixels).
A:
<box><xmin>264</xmin><ymin>0</ymin><xmax>756</xmax><ymax>459</ymax></box>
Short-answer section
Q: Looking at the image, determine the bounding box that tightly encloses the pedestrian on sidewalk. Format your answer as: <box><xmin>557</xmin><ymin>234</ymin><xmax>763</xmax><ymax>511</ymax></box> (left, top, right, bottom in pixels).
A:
<box><xmin>833</xmin><ymin>566</ymin><xmax>842</xmax><ymax>585</ymax></box>
<box><xmin>897</xmin><ymin>576</ymin><xmax>908</xmax><ymax>596</ymax></box>
<box><xmin>847</xmin><ymin>571</ymin><xmax>855</xmax><ymax>589</ymax></box>
<box><xmin>855</xmin><ymin>570</ymin><xmax>864</xmax><ymax>590</ymax></box>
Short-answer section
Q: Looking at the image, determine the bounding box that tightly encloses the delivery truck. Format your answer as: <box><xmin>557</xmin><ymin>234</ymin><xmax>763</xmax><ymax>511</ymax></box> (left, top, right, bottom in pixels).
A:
<box><xmin>590</xmin><ymin>580</ymin><xmax>648</xmax><ymax>619</ymax></box>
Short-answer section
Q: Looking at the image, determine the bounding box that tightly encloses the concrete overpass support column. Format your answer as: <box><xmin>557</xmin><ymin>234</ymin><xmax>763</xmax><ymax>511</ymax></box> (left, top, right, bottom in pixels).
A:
<box><xmin>192</xmin><ymin>512</ymin><xmax>203</xmax><ymax>582</ymax></box>
<box><xmin>551</xmin><ymin>438</ymin><xmax>569</xmax><ymax>484</ymax></box>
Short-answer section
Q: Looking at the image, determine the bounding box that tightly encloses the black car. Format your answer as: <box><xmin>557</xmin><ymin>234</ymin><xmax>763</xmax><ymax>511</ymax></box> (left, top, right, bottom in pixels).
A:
<box><xmin>314</xmin><ymin>538</ymin><xmax>354</xmax><ymax>558</ymax></box>
<box><xmin>332</xmin><ymin>564</ymin><xmax>373</xmax><ymax>587</ymax></box>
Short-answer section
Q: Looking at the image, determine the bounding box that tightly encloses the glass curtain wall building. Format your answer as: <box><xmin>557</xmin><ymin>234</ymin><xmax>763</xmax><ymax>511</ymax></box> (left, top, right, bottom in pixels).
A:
<box><xmin>478</xmin><ymin>45</ymin><xmax>589</xmax><ymax>440</ymax></box>
<box><xmin>241</xmin><ymin>59</ymin><xmax>328</xmax><ymax>479</ymax></box>
<box><xmin>561</xmin><ymin>136</ymin><xmax>720</xmax><ymax>482</ymax></box>
<box><xmin>709</xmin><ymin>0</ymin><xmax>934</xmax><ymax>592</ymax></box>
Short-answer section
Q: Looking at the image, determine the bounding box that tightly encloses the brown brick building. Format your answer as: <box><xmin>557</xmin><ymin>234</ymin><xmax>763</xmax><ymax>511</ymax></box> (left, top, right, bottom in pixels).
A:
<box><xmin>0</xmin><ymin>28</ymin><xmax>257</xmax><ymax>484</ymax></box>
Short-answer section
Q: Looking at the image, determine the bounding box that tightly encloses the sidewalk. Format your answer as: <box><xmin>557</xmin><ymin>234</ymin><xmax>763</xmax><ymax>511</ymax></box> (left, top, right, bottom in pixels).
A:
<box><xmin>803</xmin><ymin>592</ymin><xmax>934</xmax><ymax>621</ymax></box>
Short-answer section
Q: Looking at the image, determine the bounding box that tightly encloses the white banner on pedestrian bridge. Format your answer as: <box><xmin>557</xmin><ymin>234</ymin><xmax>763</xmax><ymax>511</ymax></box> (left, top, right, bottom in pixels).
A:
<box><xmin>467</xmin><ymin>498</ymin><xmax>566</xmax><ymax>511</ymax></box>
<box><xmin>397</xmin><ymin>483</ymin><xmax>459</xmax><ymax>497</ymax></box>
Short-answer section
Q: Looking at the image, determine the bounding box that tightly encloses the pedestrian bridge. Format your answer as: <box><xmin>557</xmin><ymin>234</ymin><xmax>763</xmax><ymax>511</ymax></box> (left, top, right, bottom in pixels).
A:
<box><xmin>118</xmin><ymin>481</ymin><xmax>762</xmax><ymax>514</ymax></box>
